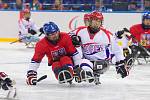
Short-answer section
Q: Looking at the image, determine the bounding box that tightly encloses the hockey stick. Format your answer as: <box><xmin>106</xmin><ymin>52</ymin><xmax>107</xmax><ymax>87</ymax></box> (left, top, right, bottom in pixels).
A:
<box><xmin>10</xmin><ymin>31</ymin><xmax>43</xmax><ymax>45</ymax></box>
<box><xmin>10</xmin><ymin>38</ymin><xmax>22</xmax><ymax>44</ymax></box>
<box><xmin>37</xmin><ymin>75</ymin><xmax>47</xmax><ymax>83</ymax></box>
<box><xmin>123</xmin><ymin>28</ymin><xmax>150</xmax><ymax>56</ymax></box>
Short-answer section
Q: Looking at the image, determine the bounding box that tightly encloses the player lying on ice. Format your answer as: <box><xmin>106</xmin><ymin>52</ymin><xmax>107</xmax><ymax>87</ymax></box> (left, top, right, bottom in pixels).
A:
<box><xmin>26</xmin><ymin>21</ymin><xmax>96</xmax><ymax>85</ymax></box>
<box><xmin>69</xmin><ymin>10</ymin><xmax>129</xmax><ymax>85</ymax></box>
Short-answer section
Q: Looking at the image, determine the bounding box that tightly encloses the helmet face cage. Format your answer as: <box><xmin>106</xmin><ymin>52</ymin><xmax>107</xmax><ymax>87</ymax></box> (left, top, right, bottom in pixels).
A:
<box><xmin>22</xmin><ymin>9</ymin><xmax>31</xmax><ymax>19</ymax></box>
<box><xmin>43</xmin><ymin>22</ymin><xmax>60</xmax><ymax>36</ymax></box>
<box><xmin>89</xmin><ymin>11</ymin><xmax>104</xmax><ymax>28</ymax></box>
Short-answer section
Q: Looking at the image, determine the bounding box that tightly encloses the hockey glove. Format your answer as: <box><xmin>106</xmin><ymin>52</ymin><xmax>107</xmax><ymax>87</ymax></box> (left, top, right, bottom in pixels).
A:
<box><xmin>28</xmin><ymin>29</ymin><xmax>37</xmax><ymax>35</ymax></box>
<box><xmin>38</xmin><ymin>27</ymin><xmax>44</xmax><ymax>36</ymax></box>
<box><xmin>0</xmin><ymin>78</ymin><xmax>13</xmax><ymax>90</ymax></box>
<box><xmin>39</xmin><ymin>27</ymin><xmax>44</xmax><ymax>34</ymax></box>
<box><xmin>26</xmin><ymin>70</ymin><xmax>37</xmax><ymax>85</ymax></box>
<box><xmin>115</xmin><ymin>60</ymin><xmax>129</xmax><ymax>78</ymax></box>
<box><xmin>71</xmin><ymin>35</ymin><xmax>81</xmax><ymax>47</ymax></box>
<box><xmin>115</xmin><ymin>30</ymin><xmax>124</xmax><ymax>39</ymax></box>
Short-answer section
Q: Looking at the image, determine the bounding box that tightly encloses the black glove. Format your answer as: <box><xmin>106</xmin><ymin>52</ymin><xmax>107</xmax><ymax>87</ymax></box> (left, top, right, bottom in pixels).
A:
<box><xmin>115</xmin><ymin>30</ymin><xmax>124</xmax><ymax>39</ymax></box>
<box><xmin>28</xmin><ymin>29</ymin><xmax>37</xmax><ymax>35</ymax></box>
<box><xmin>39</xmin><ymin>27</ymin><xmax>44</xmax><ymax>34</ymax></box>
<box><xmin>71</xmin><ymin>35</ymin><xmax>81</xmax><ymax>47</ymax></box>
<box><xmin>129</xmin><ymin>45</ymin><xmax>149</xmax><ymax>58</ymax></box>
<box><xmin>38</xmin><ymin>27</ymin><xmax>44</xmax><ymax>36</ymax></box>
<box><xmin>0</xmin><ymin>78</ymin><xmax>13</xmax><ymax>90</ymax></box>
<box><xmin>115</xmin><ymin>60</ymin><xmax>129</xmax><ymax>78</ymax></box>
<box><xmin>26</xmin><ymin>70</ymin><xmax>37</xmax><ymax>85</ymax></box>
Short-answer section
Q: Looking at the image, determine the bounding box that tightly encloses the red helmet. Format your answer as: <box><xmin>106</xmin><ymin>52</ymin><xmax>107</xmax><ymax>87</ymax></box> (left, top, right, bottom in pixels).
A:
<box><xmin>84</xmin><ymin>13</ymin><xmax>90</xmax><ymax>20</ymax></box>
<box><xmin>90</xmin><ymin>11</ymin><xmax>103</xmax><ymax>20</ymax></box>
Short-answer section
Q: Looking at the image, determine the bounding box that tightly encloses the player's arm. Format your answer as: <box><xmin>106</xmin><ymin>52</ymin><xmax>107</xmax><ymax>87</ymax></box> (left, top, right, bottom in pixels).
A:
<box><xmin>65</xmin><ymin>34</ymin><xmax>82</xmax><ymax>66</ymax></box>
<box><xmin>110</xmin><ymin>36</ymin><xmax>129</xmax><ymax>78</ymax></box>
<box><xmin>28</xmin><ymin>21</ymin><xmax>38</xmax><ymax>35</ymax></box>
<box><xmin>26</xmin><ymin>42</ymin><xmax>46</xmax><ymax>85</ymax></box>
<box><xmin>18</xmin><ymin>20</ymin><xmax>28</xmax><ymax>35</ymax></box>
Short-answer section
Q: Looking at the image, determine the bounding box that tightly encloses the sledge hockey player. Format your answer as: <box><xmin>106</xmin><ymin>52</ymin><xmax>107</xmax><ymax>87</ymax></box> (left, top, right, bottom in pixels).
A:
<box><xmin>18</xmin><ymin>9</ymin><xmax>39</xmax><ymax>48</ymax></box>
<box><xmin>26</xmin><ymin>22</ymin><xmax>94</xmax><ymax>85</ymax></box>
<box><xmin>115</xmin><ymin>12</ymin><xmax>150</xmax><ymax>64</ymax></box>
<box><xmin>129</xmin><ymin>12</ymin><xmax>150</xmax><ymax>58</ymax></box>
<box><xmin>71</xmin><ymin>11</ymin><xmax>129</xmax><ymax>85</ymax></box>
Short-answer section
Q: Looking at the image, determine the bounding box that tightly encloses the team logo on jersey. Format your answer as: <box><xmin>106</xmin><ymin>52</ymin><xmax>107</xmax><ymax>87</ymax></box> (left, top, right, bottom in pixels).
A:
<box><xmin>51</xmin><ymin>48</ymin><xmax>66</xmax><ymax>61</ymax></box>
<box><xmin>82</xmin><ymin>43</ymin><xmax>104</xmax><ymax>55</ymax></box>
<box><xmin>140</xmin><ymin>34</ymin><xmax>150</xmax><ymax>46</ymax></box>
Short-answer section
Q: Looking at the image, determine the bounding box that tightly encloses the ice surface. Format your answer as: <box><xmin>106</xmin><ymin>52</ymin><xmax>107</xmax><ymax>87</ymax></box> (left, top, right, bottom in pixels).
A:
<box><xmin>0</xmin><ymin>43</ymin><xmax>150</xmax><ymax>100</ymax></box>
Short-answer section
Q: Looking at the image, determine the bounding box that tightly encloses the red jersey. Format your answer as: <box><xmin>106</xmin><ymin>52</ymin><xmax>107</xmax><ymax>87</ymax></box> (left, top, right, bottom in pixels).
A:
<box><xmin>32</xmin><ymin>32</ymin><xmax>77</xmax><ymax>65</ymax></box>
<box><xmin>130</xmin><ymin>24</ymin><xmax>150</xmax><ymax>49</ymax></box>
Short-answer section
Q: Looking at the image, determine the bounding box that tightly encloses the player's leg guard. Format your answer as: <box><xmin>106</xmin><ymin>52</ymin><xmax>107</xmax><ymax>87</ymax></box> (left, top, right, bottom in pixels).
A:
<box><xmin>52</xmin><ymin>56</ymin><xmax>74</xmax><ymax>84</ymax></box>
<box><xmin>74</xmin><ymin>59</ymin><xmax>94</xmax><ymax>83</ymax></box>
<box><xmin>58</xmin><ymin>68</ymin><xmax>73</xmax><ymax>84</ymax></box>
<box><xmin>52</xmin><ymin>63</ymin><xmax>73</xmax><ymax>84</ymax></box>
<box><xmin>59</xmin><ymin>56</ymin><xmax>74</xmax><ymax>84</ymax></box>
<box><xmin>93</xmin><ymin>60</ymin><xmax>109</xmax><ymax>85</ymax></box>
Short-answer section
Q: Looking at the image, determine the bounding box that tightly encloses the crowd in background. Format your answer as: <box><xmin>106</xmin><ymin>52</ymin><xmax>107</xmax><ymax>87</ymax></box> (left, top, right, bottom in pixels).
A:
<box><xmin>0</xmin><ymin>0</ymin><xmax>149</xmax><ymax>12</ymax></box>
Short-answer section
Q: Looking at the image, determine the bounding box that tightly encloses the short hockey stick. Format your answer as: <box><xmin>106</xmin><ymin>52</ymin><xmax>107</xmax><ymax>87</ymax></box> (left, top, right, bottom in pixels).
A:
<box><xmin>10</xmin><ymin>38</ymin><xmax>22</xmax><ymax>44</ymax></box>
<box><xmin>37</xmin><ymin>75</ymin><xmax>47</xmax><ymax>82</ymax></box>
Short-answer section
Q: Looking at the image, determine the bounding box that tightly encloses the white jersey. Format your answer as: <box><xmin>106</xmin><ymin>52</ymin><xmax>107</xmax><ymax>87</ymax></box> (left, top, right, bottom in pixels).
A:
<box><xmin>116</xmin><ymin>35</ymin><xmax>130</xmax><ymax>49</ymax></box>
<box><xmin>76</xmin><ymin>27</ymin><xmax>125</xmax><ymax>62</ymax></box>
<box><xmin>18</xmin><ymin>18</ymin><xmax>38</xmax><ymax>37</ymax></box>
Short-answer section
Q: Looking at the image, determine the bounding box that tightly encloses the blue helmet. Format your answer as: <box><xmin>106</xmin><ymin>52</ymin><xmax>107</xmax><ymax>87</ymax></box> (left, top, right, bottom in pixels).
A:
<box><xmin>142</xmin><ymin>12</ymin><xmax>150</xmax><ymax>20</ymax></box>
<box><xmin>142</xmin><ymin>12</ymin><xmax>150</xmax><ymax>29</ymax></box>
<box><xmin>43</xmin><ymin>22</ymin><xmax>60</xmax><ymax>35</ymax></box>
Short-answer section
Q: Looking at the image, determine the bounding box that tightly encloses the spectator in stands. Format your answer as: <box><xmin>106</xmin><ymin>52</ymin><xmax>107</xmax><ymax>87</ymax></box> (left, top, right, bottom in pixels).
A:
<box><xmin>128</xmin><ymin>1</ymin><xmax>138</xmax><ymax>11</ymax></box>
<box><xmin>0</xmin><ymin>0</ymin><xmax>3</xmax><ymax>9</ymax></box>
<box><xmin>52</xmin><ymin>0</ymin><xmax>64</xmax><ymax>10</ymax></box>
<box><xmin>144</xmin><ymin>0</ymin><xmax>150</xmax><ymax>11</ymax></box>
<box><xmin>94</xmin><ymin>0</ymin><xmax>107</xmax><ymax>12</ymax></box>
<box><xmin>33</xmin><ymin>0</ymin><xmax>42</xmax><ymax>10</ymax></box>
<box><xmin>112</xmin><ymin>0</ymin><xmax>128</xmax><ymax>11</ymax></box>
<box><xmin>62</xmin><ymin>0</ymin><xmax>73</xmax><ymax>10</ymax></box>
<box><xmin>82</xmin><ymin>0</ymin><xmax>95</xmax><ymax>11</ymax></box>
<box><xmin>16</xmin><ymin>0</ymin><xmax>22</xmax><ymax>10</ymax></box>
<box><xmin>72</xmin><ymin>0</ymin><xmax>83</xmax><ymax>10</ymax></box>
<box><xmin>113</xmin><ymin>0</ymin><xmax>128</xmax><ymax>2</ymax></box>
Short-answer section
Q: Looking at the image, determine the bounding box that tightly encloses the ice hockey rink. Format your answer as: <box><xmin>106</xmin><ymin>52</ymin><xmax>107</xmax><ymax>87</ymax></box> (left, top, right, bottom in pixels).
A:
<box><xmin>0</xmin><ymin>42</ymin><xmax>150</xmax><ymax>100</ymax></box>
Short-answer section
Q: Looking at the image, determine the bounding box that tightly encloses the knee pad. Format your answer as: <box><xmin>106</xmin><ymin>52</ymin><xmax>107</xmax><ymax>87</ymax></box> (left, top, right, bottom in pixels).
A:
<box><xmin>74</xmin><ymin>69</ymin><xmax>94</xmax><ymax>83</ymax></box>
<box><xmin>80</xmin><ymin>59</ymin><xmax>93</xmax><ymax>72</ymax></box>
<box><xmin>93</xmin><ymin>60</ymin><xmax>109</xmax><ymax>75</ymax></box>
<box><xmin>52</xmin><ymin>61</ymin><xmax>74</xmax><ymax>80</ymax></box>
<box><xmin>58</xmin><ymin>67</ymin><xmax>74</xmax><ymax>84</ymax></box>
